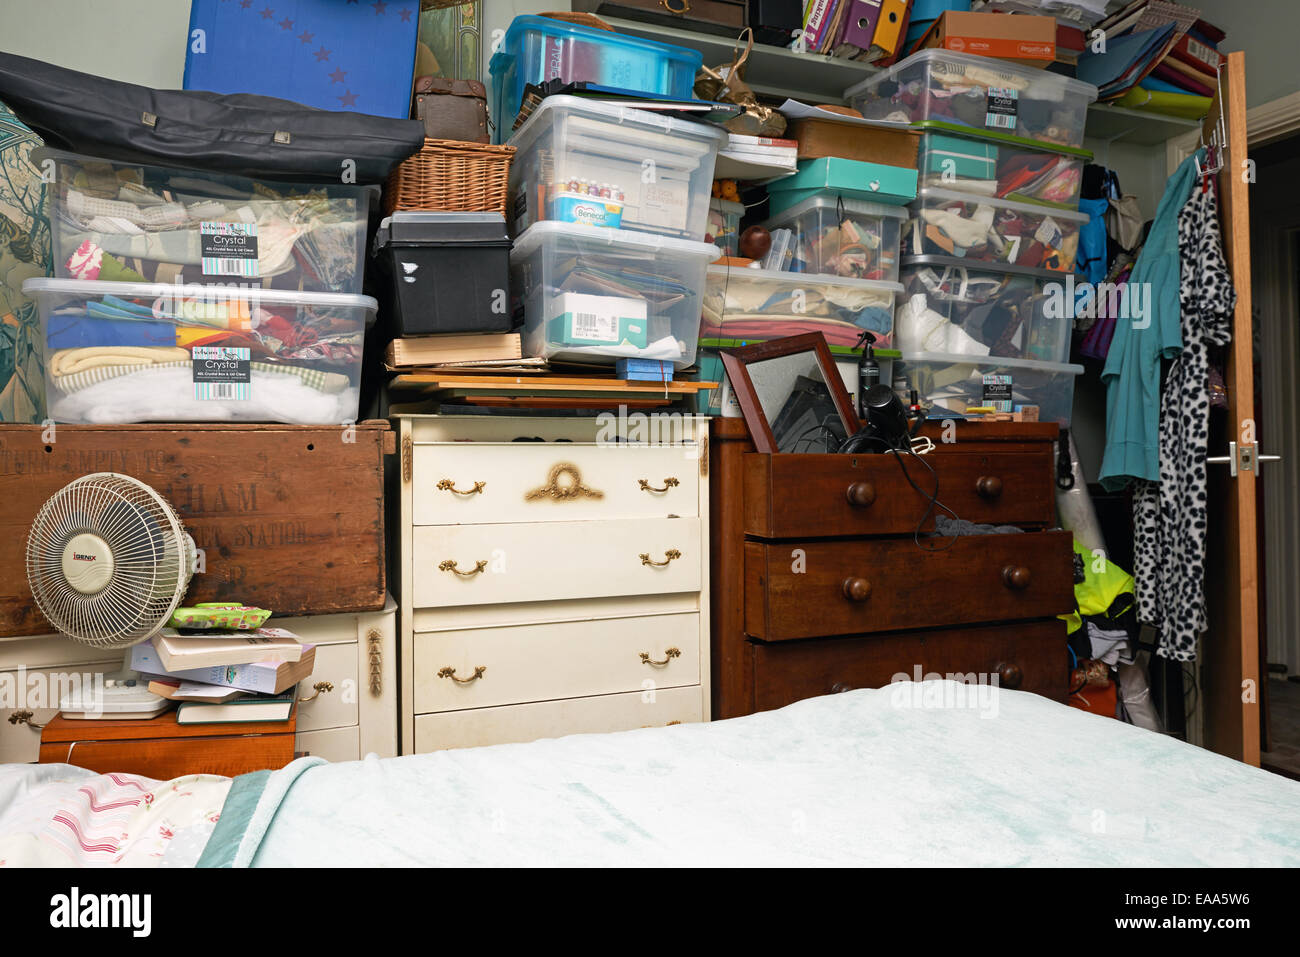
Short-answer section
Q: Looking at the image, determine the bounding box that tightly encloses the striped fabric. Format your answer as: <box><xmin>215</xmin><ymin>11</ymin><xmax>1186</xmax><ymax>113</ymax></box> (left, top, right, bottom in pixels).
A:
<box><xmin>52</xmin><ymin>360</ymin><xmax>349</xmax><ymax>395</ymax></box>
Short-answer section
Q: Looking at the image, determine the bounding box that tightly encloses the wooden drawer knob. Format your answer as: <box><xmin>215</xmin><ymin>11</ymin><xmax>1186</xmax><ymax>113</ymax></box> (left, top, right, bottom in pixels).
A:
<box><xmin>845</xmin><ymin>481</ymin><xmax>876</xmax><ymax>507</ymax></box>
<box><xmin>976</xmin><ymin>475</ymin><xmax>1003</xmax><ymax>499</ymax></box>
<box><xmin>1001</xmin><ymin>565</ymin><xmax>1032</xmax><ymax>590</ymax></box>
<box><xmin>996</xmin><ymin>662</ymin><xmax>1023</xmax><ymax>690</ymax></box>
<box><xmin>842</xmin><ymin>577</ymin><xmax>872</xmax><ymax>602</ymax></box>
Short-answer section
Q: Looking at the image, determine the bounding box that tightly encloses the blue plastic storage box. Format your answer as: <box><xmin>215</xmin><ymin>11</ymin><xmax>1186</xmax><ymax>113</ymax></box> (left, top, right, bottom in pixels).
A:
<box><xmin>489</xmin><ymin>15</ymin><xmax>702</xmax><ymax>143</ymax></box>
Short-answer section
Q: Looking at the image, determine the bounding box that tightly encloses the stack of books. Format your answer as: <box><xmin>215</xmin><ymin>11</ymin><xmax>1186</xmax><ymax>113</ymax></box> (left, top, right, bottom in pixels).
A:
<box><xmin>1079</xmin><ymin>1</ymin><xmax>1223</xmax><ymax>119</ymax></box>
<box><xmin>715</xmin><ymin>133</ymin><xmax>800</xmax><ymax>180</ymax></box>
<box><xmin>129</xmin><ymin>627</ymin><xmax>313</xmax><ymax>725</ymax></box>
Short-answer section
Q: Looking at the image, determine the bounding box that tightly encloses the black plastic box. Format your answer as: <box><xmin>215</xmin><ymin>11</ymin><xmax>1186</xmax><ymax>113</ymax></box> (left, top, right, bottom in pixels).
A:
<box><xmin>372</xmin><ymin>212</ymin><xmax>513</xmax><ymax>335</ymax></box>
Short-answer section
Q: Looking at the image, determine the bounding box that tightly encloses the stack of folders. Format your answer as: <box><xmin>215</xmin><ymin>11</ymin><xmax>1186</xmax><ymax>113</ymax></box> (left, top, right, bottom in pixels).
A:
<box><xmin>129</xmin><ymin>628</ymin><xmax>312</xmax><ymax>724</ymax></box>
<box><xmin>1079</xmin><ymin>1</ymin><xmax>1223</xmax><ymax>118</ymax></box>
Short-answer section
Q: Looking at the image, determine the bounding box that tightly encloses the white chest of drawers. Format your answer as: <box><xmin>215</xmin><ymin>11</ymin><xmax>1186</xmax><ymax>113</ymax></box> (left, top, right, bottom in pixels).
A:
<box><xmin>0</xmin><ymin>599</ymin><xmax>397</xmax><ymax>765</ymax></box>
<box><xmin>395</xmin><ymin>414</ymin><xmax>711</xmax><ymax>753</ymax></box>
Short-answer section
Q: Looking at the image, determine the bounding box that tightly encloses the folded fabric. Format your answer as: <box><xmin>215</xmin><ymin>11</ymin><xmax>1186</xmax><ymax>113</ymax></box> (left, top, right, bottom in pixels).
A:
<box><xmin>895</xmin><ymin>294</ymin><xmax>991</xmax><ymax>356</ymax></box>
<box><xmin>49</xmin><ymin>345</ymin><xmax>189</xmax><ymax>378</ymax></box>
<box><xmin>47</xmin><ymin>314</ymin><xmax>176</xmax><ymax>349</ymax></box>
<box><xmin>50</xmin><ymin>365</ymin><xmax>356</xmax><ymax>424</ymax></box>
<box><xmin>51</xmin><ymin>358</ymin><xmax>348</xmax><ymax>395</ymax></box>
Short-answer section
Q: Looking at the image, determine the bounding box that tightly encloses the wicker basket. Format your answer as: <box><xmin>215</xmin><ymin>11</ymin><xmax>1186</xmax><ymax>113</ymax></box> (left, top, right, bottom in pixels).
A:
<box><xmin>385</xmin><ymin>138</ymin><xmax>516</xmax><ymax>215</ymax></box>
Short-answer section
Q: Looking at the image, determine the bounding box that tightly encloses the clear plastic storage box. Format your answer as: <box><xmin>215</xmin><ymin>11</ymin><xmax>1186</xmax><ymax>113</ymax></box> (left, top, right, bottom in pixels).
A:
<box><xmin>39</xmin><ymin>149</ymin><xmax>371</xmax><ymax>295</ymax></box>
<box><xmin>489</xmin><ymin>15</ymin><xmax>702</xmax><ymax>142</ymax></box>
<box><xmin>895</xmin><ymin>351</ymin><xmax>1083</xmax><ymax>425</ymax></box>
<box><xmin>759</xmin><ymin>195</ymin><xmax>908</xmax><ymax>282</ymax></box>
<box><xmin>845</xmin><ymin>50</ymin><xmax>1099</xmax><ymax>150</ymax></box>
<box><xmin>508</xmin><ymin>95</ymin><xmax>726</xmax><ymax>242</ymax></box>
<box><xmin>902</xmin><ymin>187</ymin><xmax>1087</xmax><ymax>272</ymax></box>
<box><xmin>509</xmin><ymin>221</ymin><xmax>717</xmax><ymax>368</ymax></box>
<box><xmin>897</xmin><ymin>256</ymin><xmax>1070</xmax><ymax>362</ymax></box>
<box><xmin>915</xmin><ymin>125</ymin><xmax>1090</xmax><ymax>208</ymax></box>
<box><xmin>702</xmin><ymin>265</ymin><xmax>902</xmax><ymax>350</ymax></box>
<box><xmin>707</xmin><ymin>198</ymin><xmax>745</xmax><ymax>257</ymax></box>
<box><xmin>26</xmin><ymin>277</ymin><xmax>373</xmax><ymax>424</ymax></box>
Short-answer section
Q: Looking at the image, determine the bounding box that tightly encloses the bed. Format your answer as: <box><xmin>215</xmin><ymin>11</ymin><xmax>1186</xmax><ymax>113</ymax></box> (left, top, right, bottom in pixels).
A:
<box><xmin>2</xmin><ymin>682</ymin><xmax>1298</xmax><ymax>867</ymax></box>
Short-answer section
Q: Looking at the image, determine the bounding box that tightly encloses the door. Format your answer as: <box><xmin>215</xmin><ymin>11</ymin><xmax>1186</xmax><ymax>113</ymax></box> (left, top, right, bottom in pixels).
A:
<box><xmin>1201</xmin><ymin>52</ymin><xmax>1262</xmax><ymax>765</ymax></box>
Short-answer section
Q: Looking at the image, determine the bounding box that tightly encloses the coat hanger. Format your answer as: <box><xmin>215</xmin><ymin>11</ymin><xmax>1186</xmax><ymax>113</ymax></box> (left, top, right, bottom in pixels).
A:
<box><xmin>1194</xmin><ymin>61</ymin><xmax>1227</xmax><ymax>192</ymax></box>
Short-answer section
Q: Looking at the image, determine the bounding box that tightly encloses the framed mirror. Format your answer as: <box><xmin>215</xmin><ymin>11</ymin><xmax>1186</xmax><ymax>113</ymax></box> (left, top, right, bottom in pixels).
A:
<box><xmin>720</xmin><ymin>333</ymin><xmax>860</xmax><ymax>454</ymax></box>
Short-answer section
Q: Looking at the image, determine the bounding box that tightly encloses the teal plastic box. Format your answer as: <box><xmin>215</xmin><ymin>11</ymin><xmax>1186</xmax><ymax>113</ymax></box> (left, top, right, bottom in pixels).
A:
<box><xmin>768</xmin><ymin>158</ymin><xmax>918</xmax><ymax>215</ymax></box>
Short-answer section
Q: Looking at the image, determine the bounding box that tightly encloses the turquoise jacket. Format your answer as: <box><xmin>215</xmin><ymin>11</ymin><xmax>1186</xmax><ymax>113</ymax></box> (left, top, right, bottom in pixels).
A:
<box><xmin>1097</xmin><ymin>148</ymin><xmax>1205</xmax><ymax>491</ymax></box>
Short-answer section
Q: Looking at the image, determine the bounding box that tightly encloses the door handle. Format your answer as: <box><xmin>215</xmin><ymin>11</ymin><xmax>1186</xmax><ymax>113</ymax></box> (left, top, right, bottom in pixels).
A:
<box><xmin>1206</xmin><ymin>441</ymin><xmax>1281</xmax><ymax>477</ymax></box>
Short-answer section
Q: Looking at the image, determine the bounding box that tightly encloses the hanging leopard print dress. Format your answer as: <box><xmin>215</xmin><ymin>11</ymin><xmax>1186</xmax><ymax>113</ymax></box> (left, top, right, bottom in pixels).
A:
<box><xmin>1132</xmin><ymin>181</ymin><xmax>1235</xmax><ymax>662</ymax></box>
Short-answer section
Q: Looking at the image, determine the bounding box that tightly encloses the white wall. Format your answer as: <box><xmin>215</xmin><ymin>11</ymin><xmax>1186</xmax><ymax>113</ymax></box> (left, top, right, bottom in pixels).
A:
<box><xmin>0</xmin><ymin>0</ymin><xmax>190</xmax><ymax>87</ymax></box>
<box><xmin>1192</xmin><ymin>0</ymin><xmax>1300</xmax><ymax>109</ymax></box>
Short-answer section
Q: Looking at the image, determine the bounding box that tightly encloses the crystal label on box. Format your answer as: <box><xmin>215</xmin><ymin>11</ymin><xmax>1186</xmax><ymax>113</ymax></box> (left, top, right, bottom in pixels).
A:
<box><xmin>193</xmin><ymin>346</ymin><xmax>251</xmax><ymax>401</ymax></box>
<box><xmin>200</xmin><ymin>222</ymin><xmax>260</xmax><ymax>277</ymax></box>
<box><xmin>985</xmin><ymin>88</ymin><xmax>1019</xmax><ymax>130</ymax></box>
<box><xmin>982</xmin><ymin>373</ymin><xmax>1013</xmax><ymax>411</ymax></box>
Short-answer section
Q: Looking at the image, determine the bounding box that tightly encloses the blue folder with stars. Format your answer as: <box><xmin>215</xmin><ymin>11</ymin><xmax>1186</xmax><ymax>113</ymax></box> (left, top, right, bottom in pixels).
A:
<box><xmin>184</xmin><ymin>0</ymin><xmax>421</xmax><ymax>119</ymax></box>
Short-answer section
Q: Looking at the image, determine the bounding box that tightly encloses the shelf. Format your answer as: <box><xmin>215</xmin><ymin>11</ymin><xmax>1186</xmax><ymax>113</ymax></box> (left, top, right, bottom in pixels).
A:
<box><xmin>1085</xmin><ymin>104</ymin><xmax>1202</xmax><ymax>146</ymax></box>
<box><xmin>600</xmin><ymin>17</ymin><xmax>879</xmax><ymax>105</ymax></box>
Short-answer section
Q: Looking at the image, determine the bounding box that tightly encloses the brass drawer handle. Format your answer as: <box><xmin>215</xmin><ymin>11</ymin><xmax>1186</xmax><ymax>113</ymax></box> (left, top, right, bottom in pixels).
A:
<box><xmin>440</xmin><ymin>559</ymin><xmax>487</xmax><ymax>577</ymax></box>
<box><xmin>640</xmin><ymin>647</ymin><xmax>682</xmax><ymax>666</ymax></box>
<box><xmin>976</xmin><ymin>475</ymin><xmax>1004</xmax><ymax>499</ymax></box>
<box><xmin>438</xmin><ymin>665</ymin><xmax>486</xmax><ymax>684</ymax></box>
<box><xmin>638</xmin><ymin>477</ymin><xmax>680</xmax><ymax>493</ymax></box>
<box><xmin>640</xmin><ymin>548</ymin><xmax>682</xmax><ymax>567</ymax></box>
<box><xmin>526</xmin><ymin>463</ymin><xmax>603</xmax><ymax>501</ymax></box>
<box><xmin>437</xmin><ymin>479</ymin><xmax>486</xmax><ymax>496</ymax></box>
<box><xmin>1001</xmin><ymin>565</ymin><xmax>1032</xmax><ymax>590</ymax></box>
<box><xmin>7</xmin><ymin>709</ymin><xmax>44</xmax><ymax>730</ymax></box>
<box><xmin>846</xmin><ymin>481</ymin><xmax>876</xmax><ymax>507</ymax></box>
<box><xmin>299</xmin><ymin>680</ymin><xmax>334</xmax><ymax>703</ymax></box>
<box><xmin>842</xmin><ymin>577</ymin><xmax>872</xmax><ymax>602</ymax></box>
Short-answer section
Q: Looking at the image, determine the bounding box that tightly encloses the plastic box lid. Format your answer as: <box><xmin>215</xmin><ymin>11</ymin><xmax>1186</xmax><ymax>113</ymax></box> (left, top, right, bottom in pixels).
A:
<box><xmin>897</xmin><ymin>350</ymin><xmax>1083</xmax><ymax>375</ymax></box>
<box><xmin>710</xmin><ymin>198</ymin><xmax>746</xmax><ymax>215</ymax></box>
<box><xmin>24</xmin><ymin>277</ymin><xmax>378</xmax><ymax>319</ymax></box>
<box><xmin>762</xmin><ymin>194</ymin><xmax>910</xmax><ymax>230</ymax></box>
<box><xmin>375</xmin><ymin>212</ymin><xmax>510</xmax><ymax>249</ymax></box>
<box><xmin>914</xmin><ymin>120</ymin><xmax>1094</xmax><ymax>159</ymax></box>
<box><xmin>490</xmin><ymin>14</ymin><xmax>703</xmax><ymax>75</ymax></box>
<box><xmin>507</xmin><ymin>94</ymin><xmax>728</xmax><ymax>153</ymax></box>
<box><xmin>509</xmin><ymin>219</ymin><xmax>720</xmax><ymax>261</ymax></box>
<box><xmin>913</xmin><ymin>186</ymin><xmax>1090</xmax><ymax>223</ymax></box>
<box><xmin>707</xmin><ymin>264</ymin><xmax>904</xmax><ymax>295</ymax></box>
<box><xmin>902</xmin><ymin>253</ymin><xmax>1066</xmax><ymax>281</ymax></box>
<box><xmin>844</xmin><ymin>48</ymin><xmax>1099</xmax><ymax>104</ymax></box>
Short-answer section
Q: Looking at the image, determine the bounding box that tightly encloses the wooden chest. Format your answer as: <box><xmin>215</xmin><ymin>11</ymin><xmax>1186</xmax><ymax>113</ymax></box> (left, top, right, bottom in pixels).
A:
<box><xmin>710</xmin><ymin>417</ymin><xmax>1074</xmax><ymax>719</ymax></box>
<box><xmin>0</xmin><ymin>422</ymin><xmax>393</xmax><ymax>637</ymax></box>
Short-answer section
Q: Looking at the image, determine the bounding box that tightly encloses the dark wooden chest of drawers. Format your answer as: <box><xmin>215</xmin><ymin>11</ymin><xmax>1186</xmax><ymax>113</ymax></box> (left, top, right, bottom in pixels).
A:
<box><xmin>710</xmin><ymin>418</ymin><xmax>1073</xmax><ymax>719</ymax></box>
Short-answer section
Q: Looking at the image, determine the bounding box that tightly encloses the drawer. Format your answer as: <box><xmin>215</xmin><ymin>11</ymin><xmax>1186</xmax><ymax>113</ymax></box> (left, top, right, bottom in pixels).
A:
<box><xmin>743</xmin><ymin>448</ymin><xmax>1055</xmax><ymax>538</ymax></box>
<box><xmin>411</xmin><ymin>518</ymin><xmax>701</xmax><ymax>608</ymax></box>
<box><xmin>295</xmin><ymin>641</ymin><xmax>359</xmax><ymax>733</ymax></box>
<box><xmin>749</xmin><ymin>620</ymin><xmax>1068</xmax><ymax>712</ymax></box>
<box><xmin>413</xmin><ymin>442</ymin><xmax>700</xmax><ymax>525</ymax></box>
<box><xmin>296</xmin><ymin>726</ymin><xmax>360</xmax><ymax>763</ymax></box>
<box><xmin>40</xmin><ymin>733</ymin><xmax>297</xmax><ymax>778</ymax></box>
<box><xmin>744</xmin><ymin>529</ymin><xmax>1073</xmax><ymax>640</ymax></box>
<box><xmin>414</xmin><ymin>613</ymin><xmax>700</xmax><ymax>713</ymax></box>
<box><xmin>1</xmin><ymin>661</ymin><xmax>119</xmax><ymax>764</ymax></box>
<box><xmin>413</xmin><ymin>685</ymin><xmax>704</xmax><ymax>752</ymax></box>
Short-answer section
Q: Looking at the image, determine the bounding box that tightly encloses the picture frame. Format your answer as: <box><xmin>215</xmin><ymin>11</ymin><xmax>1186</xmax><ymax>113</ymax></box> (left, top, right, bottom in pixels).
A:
<box><xmin>719</xmin><ymin>332</ymin><xmax>860</xmax><ymax>454</ymax></box>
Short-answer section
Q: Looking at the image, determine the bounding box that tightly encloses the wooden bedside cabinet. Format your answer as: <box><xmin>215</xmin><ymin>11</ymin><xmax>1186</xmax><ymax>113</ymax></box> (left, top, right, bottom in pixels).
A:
<box><xmin>710</xmin><ymin>417</ymin><xmax>1074</xmax><ymax>719</ymax></box>
<box><xmin>38</xmin><ymin>708</ymin><xmax>298</xmax><ymax>779</ymax></box>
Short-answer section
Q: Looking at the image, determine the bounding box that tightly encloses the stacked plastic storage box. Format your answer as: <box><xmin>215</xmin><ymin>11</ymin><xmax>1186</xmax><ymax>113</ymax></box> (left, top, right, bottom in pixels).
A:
<box><xmin>24</xmin><ymin>149</ymin><xmax>375</xmax><ymax>425</ymax></box>
<box><xmin>504</xmin><ymin>87</ymin><xmax>725</xmax><ymax>370</ymax></box>
<box><xmin>846</xmin><ymin>50</ymin><xmax>1095</xmax><ymax>426</ymax></box>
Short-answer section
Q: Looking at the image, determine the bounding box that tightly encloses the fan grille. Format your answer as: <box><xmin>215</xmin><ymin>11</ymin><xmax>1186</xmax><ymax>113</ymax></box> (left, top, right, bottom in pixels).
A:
<box><xmin>26</xmin><ymin>473</ymin><xmax>195</xmax><ymax>648</ymax></box>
